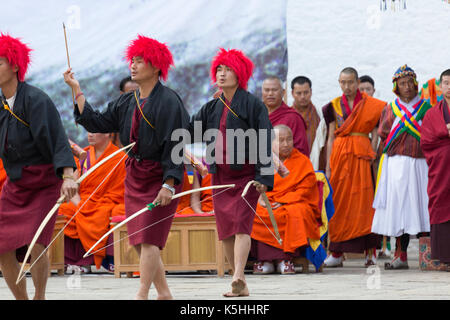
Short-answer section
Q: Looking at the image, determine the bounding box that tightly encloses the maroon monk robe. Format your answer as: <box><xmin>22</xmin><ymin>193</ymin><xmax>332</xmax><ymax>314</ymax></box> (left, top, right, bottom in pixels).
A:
<box><xmin>212</xmin><ymin>99</ymin><xmax>260</xmax><ymax>240</ymax></box>
<box><xmin>64</xmin><ymin>235</ymin><xmax>114</xmax><ymax>266</ymax></box>
<box><xmin>421</xmin><ymin>100</ymin><xmax>450</xmax><ymax>226</ymax></box>
<box><xmin>250</xmin><ymin>239</ymin><xmax>302</xmax><ymax>262</ymax></box>
<box><xmin>124</xmin><ymin>99</ymin><xmax>182</xmax><ymax>249</ymax></box>
<box><xmin>0</xmin><ymin>164</ymin><xmax>62</xmax><ymax>262</ymax></box>
<box><xmin>269</xmin><ymin>102</ymin><xmax>310</xmax><ymax>156</ymax></box>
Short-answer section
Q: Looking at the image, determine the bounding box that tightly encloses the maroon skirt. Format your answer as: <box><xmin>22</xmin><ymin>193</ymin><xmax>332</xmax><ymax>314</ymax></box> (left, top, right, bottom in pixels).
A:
<box><xmin>0</xmin><ymin>164</ymin><xmax>62</xmax><ymax>261</ymax></box>
<box><xmin>212</xmin><ymin>163</ymin><xmax>259</xmax><ymax>240</ymax></box>
<box><xmin>124</xmin><ymin>157</ymin><xmax>182</xmax><ymax>249</ymax></box>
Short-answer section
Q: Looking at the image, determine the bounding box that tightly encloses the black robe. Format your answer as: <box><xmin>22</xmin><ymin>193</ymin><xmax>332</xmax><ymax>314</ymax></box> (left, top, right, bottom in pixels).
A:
<box><xmin>189</xmin><ymin>88</ymin><xmax>274</xmax><ymax>190</ymax></box>
<box><xmin>0</xmin><ymin>81</ymin><xmax>75</xmax><ymax>181</ymax></box>
<box><xmin>74</xmin><ymin>81</ymin><xmax>189</xmax><ymax>185</ymax></box>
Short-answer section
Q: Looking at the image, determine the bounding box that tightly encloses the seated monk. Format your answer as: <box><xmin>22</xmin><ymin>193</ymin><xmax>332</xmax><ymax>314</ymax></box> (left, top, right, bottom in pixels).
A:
<box><xmin>250</xmin><ymin>124</ymin><xmax>322</xmax><ymax>274</ymax></box>
<box><xmin>59</xmin><ymin>132</ymin><xmax>126</xmax><ymax>272</ymax></box>
<box><xmin>176</xmin><ymin>149</ymin><xmax>214</xmax><ymax>215</ymax></box>
<box><xmin>186</xmin><ymin>171</ymin><xmax>214</xmax><ymax>214</ymax></box>
<box><xmin>175</xmin><ymin>169</ymin><xmax>194</xmax><ymax>214</ymax></box>
<box><xmin>0</xmin><ymin>159</ymin><xmax>7</xmax><ymax>195</ymax></box>
<box><xmin>176</xmin><ymin>166</ymin><xmax>214</xmax><ymax>215</ymax></box>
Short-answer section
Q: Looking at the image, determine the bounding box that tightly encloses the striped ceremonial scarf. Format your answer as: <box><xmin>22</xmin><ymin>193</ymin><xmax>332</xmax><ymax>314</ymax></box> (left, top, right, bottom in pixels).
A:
<box><xmin>382</xmin><ymin>98</ymin><xmax>429</xmax><ymax>153</ymax></box>
<box><xmin>374</xmin><ymin>97</ymin><xmax>430</xmax><ymax>199</ymax></box>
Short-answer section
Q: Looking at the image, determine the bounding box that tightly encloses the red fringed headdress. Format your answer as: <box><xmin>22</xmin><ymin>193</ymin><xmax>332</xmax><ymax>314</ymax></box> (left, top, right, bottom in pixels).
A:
<box><xmin>210</xmin><ymin>48</ymin><xmax>254</xmax><ymax>90</ymax></box>
<box><xmin>125</xmin><ymin>35</ymin><xmax>174</xmax><ymax>81</ymax></box>
<box><xmin>0</xmin><ymin>34</ymin><xmax>32</xmax><ymax>82</ymax></box>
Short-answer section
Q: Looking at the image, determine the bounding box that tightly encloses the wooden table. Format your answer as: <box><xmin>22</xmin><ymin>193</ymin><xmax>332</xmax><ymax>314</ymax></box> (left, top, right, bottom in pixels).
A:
<box><xmin>112</xmin><ymin>215</ymin><xmax>229</xmax><ymax>278</ymax></box>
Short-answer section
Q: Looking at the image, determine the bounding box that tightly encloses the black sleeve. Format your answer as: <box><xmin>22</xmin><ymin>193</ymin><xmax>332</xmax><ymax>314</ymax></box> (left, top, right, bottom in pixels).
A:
<box><xmin>253</xmin><ymin>99</ymin><xmax>274</xmax><ymax>191</ymax></box>
<box><xmin>188</xmin><ymin>101</ymin><xmax>210</xmax><ymax>142</ymax></box>
<box><xmin>29</xmin><ymin>94</ymin><xmax>76</xmax><ymax>177</ymax></box>
<box><xmin>74</xmin><ymin>97</ymin><xmax>123</xmax><ymax>133</ymax></box>
<box><xmin>156</xmin><ymin>93</ymin><xmax>190</xmax><ymax>185</ymax></box>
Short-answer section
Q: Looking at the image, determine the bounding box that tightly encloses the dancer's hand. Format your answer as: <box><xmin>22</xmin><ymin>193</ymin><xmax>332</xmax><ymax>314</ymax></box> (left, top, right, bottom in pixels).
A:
<box><xmin>61</xmin><ymin>177</ymin><xmax>79</xmax><ymax>201</ymax></box>
<box><xmin>63</xmin><ymin>68</ymin><xmax>80</xmax><ymax>91</ymax></box>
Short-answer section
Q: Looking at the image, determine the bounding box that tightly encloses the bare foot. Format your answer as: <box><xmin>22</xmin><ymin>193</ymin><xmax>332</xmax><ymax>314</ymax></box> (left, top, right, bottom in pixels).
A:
<box><xmin>223</xmin><ymin>279</ymin><xmax>249</xmax><ymax>297</ymax></box>
<box><xmin>157</xmin><ymin>292</ymin><xmax>173</xmax><ymax>300</ymax></box>
<box><xmin>134</xmin><ymin>291</ymin><xmax>149</xmax><ymax>300</ymax></box>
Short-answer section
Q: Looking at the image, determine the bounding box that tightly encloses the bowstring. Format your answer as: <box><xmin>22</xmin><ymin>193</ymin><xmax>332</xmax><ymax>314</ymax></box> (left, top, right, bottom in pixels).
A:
<box><xmin>241</xmin><ymin>193</ymin><xmax>281</xmax><ymax>244</ymax></box>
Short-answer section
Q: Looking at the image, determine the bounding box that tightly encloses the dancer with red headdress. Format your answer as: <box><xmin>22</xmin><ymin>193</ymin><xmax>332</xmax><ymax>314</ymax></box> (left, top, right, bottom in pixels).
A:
<box><xmin>190</xmin><ymin>48</ymin><xmax>274</xmax><ymax>297</ymax></box>
<box><xmin>63</xmin><ymin>35</ymin><xmax>189</xmax><ymax>300</ymax></box>
<box><xmin>0</xmin><ymin>34</ymin><xmax>78</xmax><ymax>300</ymax></box>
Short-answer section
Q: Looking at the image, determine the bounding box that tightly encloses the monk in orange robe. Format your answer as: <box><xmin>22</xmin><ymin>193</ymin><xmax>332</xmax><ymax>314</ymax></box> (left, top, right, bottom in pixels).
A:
<box><xmin>175</xmin><ymin>170</ymin><xmax>193</xmax><ymax>214</ymax></box>
<box><xmin>176</xmin><ymin>167</ymin><xmax>214</xmax><ymax>215</ymax></box>
<box><xmin>59</xmin><ymin>132</ymin><xmax>126</xmax><ymax>270</ymax></box>
<box><xmin>251</xmin><ymin>125</ymin><xmax>321</xmax><ymax>274</ymax></box>
<box><xmin>321</xmin><ymin>67</ymin><xmax>385</xmax><ymax>268</ymax></box>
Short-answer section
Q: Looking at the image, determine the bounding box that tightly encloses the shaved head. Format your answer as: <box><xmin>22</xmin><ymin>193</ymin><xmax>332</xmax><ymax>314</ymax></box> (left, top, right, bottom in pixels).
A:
<box><xmin>263</xmin><ymin>76</ymin><xmax>283</xmax><ymax>89</ymax></box>
<box><xmin>262</xmin><ymin>76</ymin><xmax>285</xmax><ymax>111</ymax></box>
<box><xmin>273</xmin><ymin>124</ymin><xmax>293</xmax><ymax>137</ymax></box>
<box><xmin>273</xmin><ymin>124</ymin><xmax>293</xmax><ymax>161</ymax></box>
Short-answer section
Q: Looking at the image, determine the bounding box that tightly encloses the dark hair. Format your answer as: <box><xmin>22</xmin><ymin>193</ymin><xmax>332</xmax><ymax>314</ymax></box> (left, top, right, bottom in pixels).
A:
<box><xmin>340</xmin><ymin>67</ymin><xmax>358</xmax><ymax>80</ymax></box>
<box><xmin>119</xmin><ymin>76</ymin><xmax>133</xmax><ymax>92</ymax></box>
<box><xmin>359</xmin><ymin>75</ymin><xmax>375</xmax><ymax>87</ymax></box>
<box><xmin>291</xmin><ymin>76</ymin><xmax>312</xmax><ymax>90</ymax></box>
<box><xmin>440</xmin><ymin>69</ymin><xmax>450</xmax><ymax>82</ymax></box>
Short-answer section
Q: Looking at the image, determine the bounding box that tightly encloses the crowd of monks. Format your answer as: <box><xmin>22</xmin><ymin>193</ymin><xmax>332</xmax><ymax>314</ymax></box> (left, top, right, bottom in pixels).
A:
<box><xmin>1</xmin><ymin>68</ymin><xmax>448</xmax><ymax>276</ymax></box>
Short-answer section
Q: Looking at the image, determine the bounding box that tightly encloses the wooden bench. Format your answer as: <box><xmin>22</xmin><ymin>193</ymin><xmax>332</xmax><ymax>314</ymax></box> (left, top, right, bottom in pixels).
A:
<box><xmin>112</xmin><ymin>214</ymin><xmax>229</xmax><ymax>278</ymax></box>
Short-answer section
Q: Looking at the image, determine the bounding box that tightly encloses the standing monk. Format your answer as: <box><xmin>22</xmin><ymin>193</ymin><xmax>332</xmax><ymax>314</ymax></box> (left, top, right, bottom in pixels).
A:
<box><xmin>262</xmin><ymin>76</ymin><xmax>310</xmax><ymax>156</ymax></box>
<box><xmin>190</xmin><ymin>48</ymin><xmax>274</xmax><ymax>297</ymax></box>
<box><xmin>63</xmin><ymin>35</ymin><xmax>189</xmax><ymax>300</ymax></box>
<box><xmin>372</xmin><ymin>65</ymin><xmax>431</xmax><ymax>270</ymax></box>
<box><xmin>322</xmin><ymin>67</ymin><xmax>385</xmax><ymax>268</ymax></box>
<box><xmin>421</xmin><ymin>69</ymin><xmax>450</xmax><ymax>270</ymax></box>
<box><xmin>0</xmin><ymin>34</ymin><xmax>78</xmax><ymax>300</ymax></box>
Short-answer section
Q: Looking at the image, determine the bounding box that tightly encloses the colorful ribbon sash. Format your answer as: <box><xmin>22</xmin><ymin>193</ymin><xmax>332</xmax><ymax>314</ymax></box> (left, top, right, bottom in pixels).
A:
<box><xmin>383</xmin><ymin>98</ymin><xmax>428</xmax><ymax>153</ymax></box>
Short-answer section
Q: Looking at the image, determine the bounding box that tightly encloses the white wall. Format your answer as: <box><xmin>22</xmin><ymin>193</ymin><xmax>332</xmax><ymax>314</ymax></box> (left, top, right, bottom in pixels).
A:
<box><xmin>286</xmin><ymin>0</ymin><xmax>450</xmax><ymax>110</ymax></box>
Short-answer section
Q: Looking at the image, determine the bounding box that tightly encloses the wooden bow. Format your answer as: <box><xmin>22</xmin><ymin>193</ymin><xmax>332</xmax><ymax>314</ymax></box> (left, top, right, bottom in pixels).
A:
<box><xmin>16</xmin><ymin>142</ymin><xmax>135</xmax><ymax>284</ymax></box>
<box><xmin>83</xmin><ymin>184</ymin><xmax>236</xmax><ymax>258</ymax></box>
<box><xmin>242</xmin><ymin>180</ymin><xmax>282</xmax><ymax>245</ymax></box>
